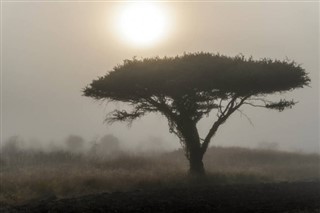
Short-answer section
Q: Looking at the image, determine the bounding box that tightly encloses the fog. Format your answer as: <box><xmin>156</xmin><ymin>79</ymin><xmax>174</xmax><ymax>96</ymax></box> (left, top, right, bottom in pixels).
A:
<box><xmin>1</xmin><ymin>2</ymin><xmax>319</xmax><ymax>153</ymax></box>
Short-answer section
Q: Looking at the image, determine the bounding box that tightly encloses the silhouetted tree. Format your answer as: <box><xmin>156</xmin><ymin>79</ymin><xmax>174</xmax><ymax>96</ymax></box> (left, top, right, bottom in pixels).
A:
<box><xmin>83</xmin><ymin>53</ymin><xmax>310</xmax><ymax>175</ymax></box>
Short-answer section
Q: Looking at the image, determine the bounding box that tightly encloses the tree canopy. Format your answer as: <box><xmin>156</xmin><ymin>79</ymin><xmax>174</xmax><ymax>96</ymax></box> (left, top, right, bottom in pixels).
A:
<box><xmin>83</xmin><ymin>52</ymin><xmax>310</xmax><ymax>174</ymax></box>
<box><xmin>84</xmin><ymin>53</ymin><xmax>309</xmax><ymax>120</ymax></box>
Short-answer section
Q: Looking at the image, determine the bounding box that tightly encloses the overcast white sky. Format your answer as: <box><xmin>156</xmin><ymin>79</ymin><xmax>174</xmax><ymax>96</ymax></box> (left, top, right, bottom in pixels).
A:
<box><xmin>1</xmin><ymin>1</ymin><xmax>319</xmax><ymax>153</ymax></box>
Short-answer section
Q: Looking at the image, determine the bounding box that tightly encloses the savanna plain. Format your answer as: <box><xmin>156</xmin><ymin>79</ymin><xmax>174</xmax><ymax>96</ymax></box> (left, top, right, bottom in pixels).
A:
<box><xmin>1</xmin><ymin>136</ymin><xmax>319</xmax><ymax>213</ymax></box>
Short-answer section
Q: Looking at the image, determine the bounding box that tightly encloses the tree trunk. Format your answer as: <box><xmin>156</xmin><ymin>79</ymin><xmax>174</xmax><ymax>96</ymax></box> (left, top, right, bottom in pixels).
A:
<box><xmin>188</xmin><ymin>147</ymin><xmax>205</xmax><ymax>176</ymax></box>
<box><xmin>176</xmin><ymin>118</ymin><xmax>206</xmax><ymax>176</ymax></box>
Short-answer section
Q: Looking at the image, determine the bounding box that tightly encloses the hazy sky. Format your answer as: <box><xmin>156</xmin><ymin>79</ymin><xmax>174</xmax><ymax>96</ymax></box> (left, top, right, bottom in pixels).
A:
<box><xmin>1</xmin><ymin>1</ymin><xmax>319</xmax><ymax>153</ymax></box>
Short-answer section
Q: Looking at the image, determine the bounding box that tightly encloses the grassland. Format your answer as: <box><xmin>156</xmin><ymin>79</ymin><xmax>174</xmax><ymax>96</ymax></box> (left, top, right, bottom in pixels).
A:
<box><xmin>0</xmin><ymin>143</ymin><xmax>319</xmax><ymax>206</ymax></box>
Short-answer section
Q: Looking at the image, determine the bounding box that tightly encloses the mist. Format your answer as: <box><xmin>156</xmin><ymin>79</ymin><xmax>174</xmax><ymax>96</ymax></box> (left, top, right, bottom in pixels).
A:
<box><xmin>1</xmin><ymin>2</ymin><xmax>319</xmax><ymax>211</ymax></box>
<box><xmin>1</xmin><ymin>133</ymin><xmax>319</xmax><ymax>206</ymax></box>
<box><xmin>2</xmin><ymin>2</ymin><xmax>319</xmax><ymax>153</ymax></box>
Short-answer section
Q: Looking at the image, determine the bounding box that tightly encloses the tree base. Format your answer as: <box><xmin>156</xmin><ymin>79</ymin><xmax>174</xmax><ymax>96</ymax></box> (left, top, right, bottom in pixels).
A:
<box><xmin>189</xmin><ymin>161</ymin><xmax>206</xmax><ymax>177</ymax></box>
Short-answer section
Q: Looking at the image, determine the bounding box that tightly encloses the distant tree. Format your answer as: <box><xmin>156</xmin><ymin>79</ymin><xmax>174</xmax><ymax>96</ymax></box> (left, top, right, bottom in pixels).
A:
<box><xmin>83</xmin><ymin>53</ymin><xmax>310</xmax><ymax>175</ymax></box>
<box><xmin>65</xmin><ymin>135</ymin><xmax>85</xmax><ymax>153</ymax></box>
<box><xmin>90</xmin><ymin>134</ymin><xmax>121</xmax><ymax>158</ymax></box>
<box><xmin>1</xmin><ymin>136</ymin><xmax>24</xmax><ymax>154</ymax></box>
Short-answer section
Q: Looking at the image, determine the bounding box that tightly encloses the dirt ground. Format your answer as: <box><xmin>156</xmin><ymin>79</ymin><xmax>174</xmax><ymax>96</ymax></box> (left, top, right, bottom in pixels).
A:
<box><xmin>1</xmin><ymin>181</ymin><xmax>319</xmax><ymax>213</ymax></box>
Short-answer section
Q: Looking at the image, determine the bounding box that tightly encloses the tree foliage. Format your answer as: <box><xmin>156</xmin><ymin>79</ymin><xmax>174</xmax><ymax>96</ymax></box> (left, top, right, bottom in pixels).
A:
<box><xmin>83</xmin><ymin>52</ymin><xmax>310</xmax><ymax>174</ymax></box>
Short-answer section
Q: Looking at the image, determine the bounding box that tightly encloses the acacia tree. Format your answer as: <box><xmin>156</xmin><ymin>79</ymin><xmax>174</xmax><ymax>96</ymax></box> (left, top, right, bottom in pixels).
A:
<box><xmin>83</xmin><ymin>53</ymin><xmax>310</xmax><ymax>175</ymax></box>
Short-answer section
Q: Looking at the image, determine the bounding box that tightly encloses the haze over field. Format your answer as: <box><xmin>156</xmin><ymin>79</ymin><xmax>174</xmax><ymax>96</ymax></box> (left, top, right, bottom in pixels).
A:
<box><xmin>1</xmin><ymin>2</ymin><xmax>319</xmax><ymax>153</ymax></box>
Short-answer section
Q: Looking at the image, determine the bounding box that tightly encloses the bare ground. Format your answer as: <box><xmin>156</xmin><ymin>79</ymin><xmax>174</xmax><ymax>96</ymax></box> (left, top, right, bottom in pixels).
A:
<box><xmin>2</xmin><ymin>181</ymin><xmax>320</xmax><ymax>213</ymax></box>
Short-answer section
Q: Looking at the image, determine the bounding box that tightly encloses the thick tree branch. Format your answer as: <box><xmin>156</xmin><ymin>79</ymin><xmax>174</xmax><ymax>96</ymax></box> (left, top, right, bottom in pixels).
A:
<box><xmin>219</xmin><ymin>95</ymin><xmax>237</xmax><ymax>117</ymax></box>
<box><xmin>146</xmin><ymin>96</ymin><xmax>177</xmax><ymax>120</ymax></box>
<box><xmin>201</xmin><ymin>95</ymin><xmax>249</xmax><ymax>154</ymax></box>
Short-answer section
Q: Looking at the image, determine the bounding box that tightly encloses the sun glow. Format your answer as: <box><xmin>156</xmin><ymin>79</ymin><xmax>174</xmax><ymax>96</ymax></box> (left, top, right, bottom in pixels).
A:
<box><xmin>116</xmin><ymin>3</ymin><xmax>169</xmax><ymax>47</ymax></box>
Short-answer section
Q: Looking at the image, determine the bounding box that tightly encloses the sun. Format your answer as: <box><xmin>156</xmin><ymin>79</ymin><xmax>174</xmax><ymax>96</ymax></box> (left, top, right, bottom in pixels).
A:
<box><xmin>116</xmin><ymin>2</ymin><xmax>169</xmax><ymax>47</ymax></box>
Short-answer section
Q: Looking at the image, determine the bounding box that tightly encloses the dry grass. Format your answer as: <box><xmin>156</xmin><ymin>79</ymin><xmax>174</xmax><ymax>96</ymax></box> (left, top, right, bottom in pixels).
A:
<box><xmin>1</xmin><ymin>146</ymin><xmax>319</xmax><ymax>205</ymax></box>
<box><xmin>203</xmin><ymin>147</ymin><xmax>320</xmax><ymax>182</ymax></box>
